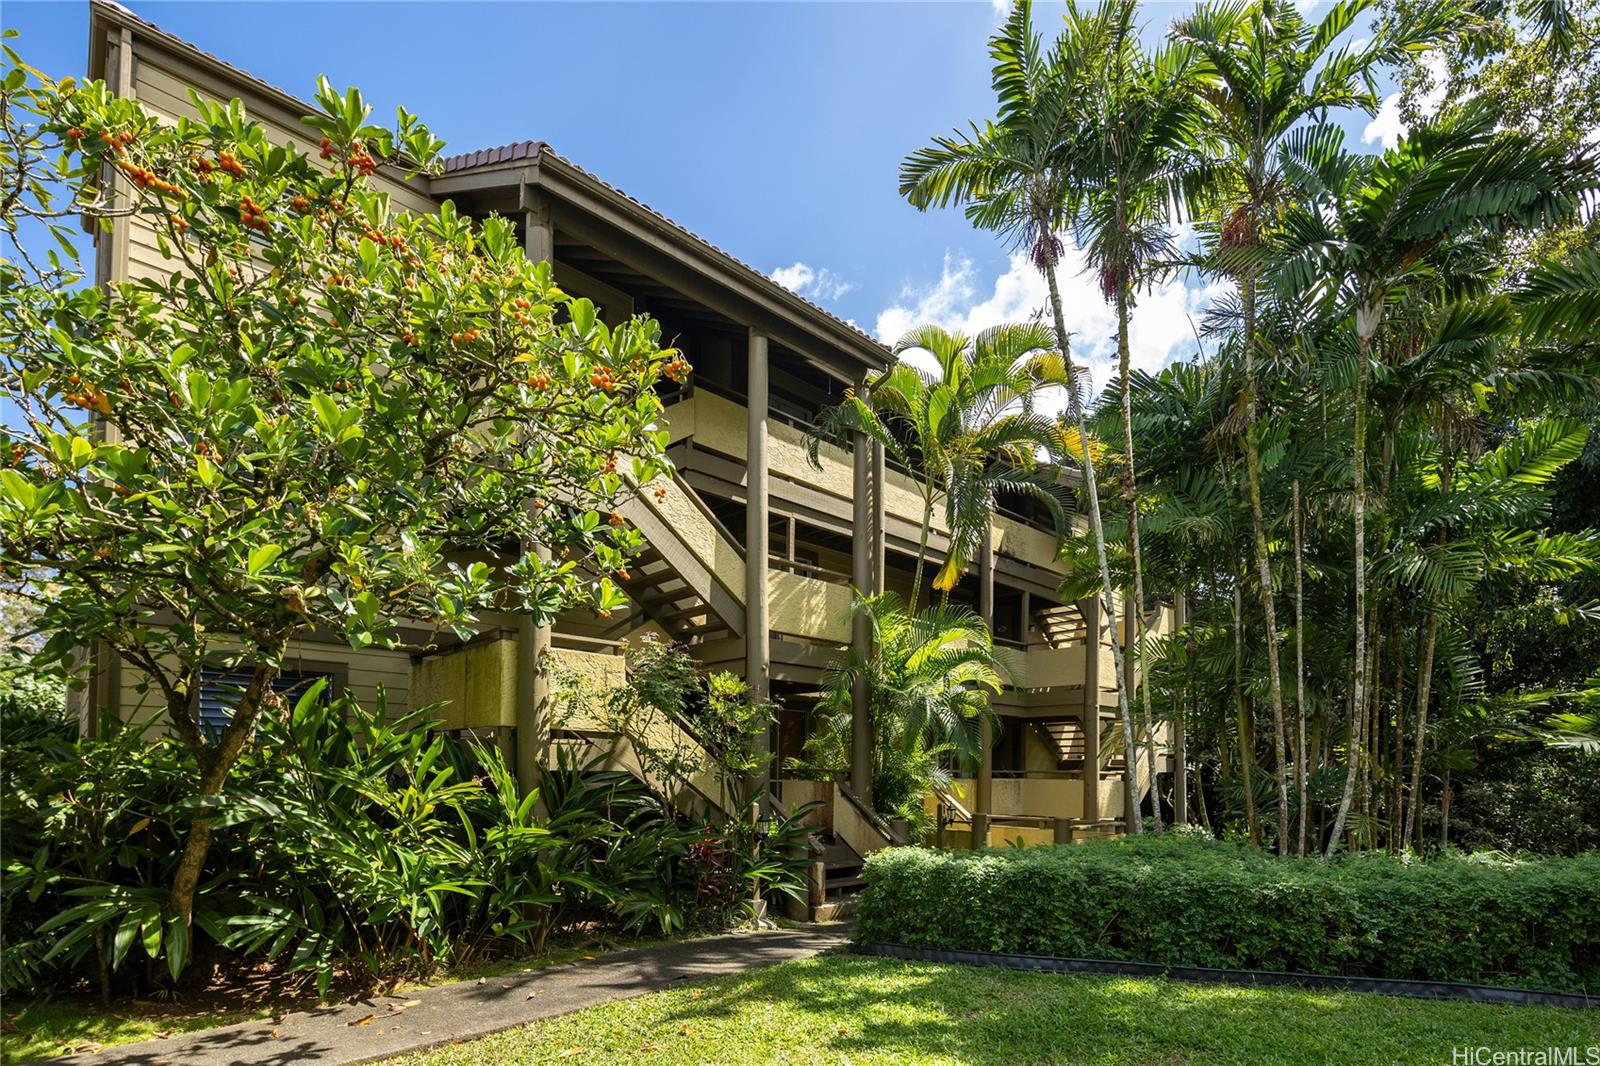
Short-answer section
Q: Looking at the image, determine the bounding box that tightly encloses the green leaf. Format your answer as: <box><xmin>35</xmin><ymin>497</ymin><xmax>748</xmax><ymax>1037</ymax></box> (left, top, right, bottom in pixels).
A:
<box><xmin>195</xmin><ymin>454</ymin><xmax>221</xmax><ymax>489</ymax></box>
<box><xmin>0</xmin><ymin>469</ymin><xmax>36</xmax><ymax>510</ymax></box>
<box><xmin>247</xmin><ymin>543</ymin><xmax>283</xmax><ymax>576</ymax></box>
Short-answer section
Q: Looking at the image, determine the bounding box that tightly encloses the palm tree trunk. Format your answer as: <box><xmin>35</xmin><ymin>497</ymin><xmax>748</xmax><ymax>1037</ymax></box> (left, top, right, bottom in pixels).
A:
<box><xmin>1040</xmin><ymin>236</ymin><xmax>1141</xmax><ymax>834</ymax></box>
<box><xmin>1326</xmin><ymin>319</ymin><xmax>1373</xmax><ymax>859</ymax></box>
<box><xmin>1292</xmin><ymin>479</ymin><xmax>1309</xmax><ymax>857</ymax></box>
<box><xmin>1116</xmin><ymin>284</ymin><xmax>1162</xmax><ymax>832</ymax></box>
<box><xmin>1232</xmin><ymin>580</ymin><xmax>1259</xmax><ymax>845</ymax></box>
<box><xmin>1238</xmin><ymin>272</ymin><xmax>1291</xmax><ymax>855</ymax></box>
<box><xmin>1403</xmin><ymin>606</ymin><xmax>1439</xmax><ymax>848</ymax></box>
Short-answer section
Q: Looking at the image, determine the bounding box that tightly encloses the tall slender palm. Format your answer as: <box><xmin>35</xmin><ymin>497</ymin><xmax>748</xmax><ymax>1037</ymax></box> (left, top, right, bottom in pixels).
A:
<box><xmin>1075</xmin><ymin>0</ymin><xmax>1208</xmax><ymax>831</ymax></box>
<box><xmin>1272</xmin><ymin>104</ymin><xmax>1596</xmax><ymax>857</ymax></box>
<box><xmin>809</xmin><ymin>323</ymin><xmax>1070</xmax><ymax>612</ymax></box>
<box><xmin>900</xmin><ymin>0</ymin><xmax>1149</xmax><ymax>830</ymax></box>
<box><xmin>1175</xmin><ymin>0</ymin><xmax>1450</xmax><ymax>853</ymax></box>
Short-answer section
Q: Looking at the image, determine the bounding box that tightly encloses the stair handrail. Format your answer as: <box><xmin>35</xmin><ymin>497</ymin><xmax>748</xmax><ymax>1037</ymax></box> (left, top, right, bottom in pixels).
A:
<box><xmin>836</xmin><ymin>780</ymin><xmax>902</xmax><ymax>846</ymax></box>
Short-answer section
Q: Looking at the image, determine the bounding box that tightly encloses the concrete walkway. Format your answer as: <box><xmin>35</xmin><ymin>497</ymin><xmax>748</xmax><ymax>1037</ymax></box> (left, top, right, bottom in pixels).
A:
<box><xmin>46</xmin><ymin>925</ymin><xmax>850</xmax><ymax>1066</ymax></box>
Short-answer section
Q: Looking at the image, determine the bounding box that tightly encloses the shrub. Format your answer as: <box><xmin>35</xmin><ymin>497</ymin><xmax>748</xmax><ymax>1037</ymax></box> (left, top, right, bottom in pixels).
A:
<box><xmin>855</xmin><ymin>834</ymin><xmax>1600</xmax><ymax>993</ymax></box>
<box><xmin>1</xmin><ymin>683</ymin><xmax>809</xmax><ymax>999</ymax></box>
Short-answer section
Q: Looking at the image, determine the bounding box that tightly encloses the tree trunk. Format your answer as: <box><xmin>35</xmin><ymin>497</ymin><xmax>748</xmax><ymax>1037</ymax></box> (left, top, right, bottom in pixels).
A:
<box><xmin>1040</xmin><ymin>234</ymin><xmax>1140</xmax><ymax>834</ymax></box>
<box><xmin>1292</xmin><ymin>479</ymin><xmax>1309</xmax><ymax>857</ymax></box>
<box><xmin>1238</xmin><ymin>271</ymin><xmax>1290</xmax><ymax>855</ymax></box>
<box><xmin>1116</xmin><ymin>283</ymin><xmax>1162</xmax><ymax>832</ymax></box>
<box><xmin>168</xmin><ymin>662</ymin><xmax>280</xmax><ymax>928</ymax></box>
<box><xmin>1326</xmin><ymin>318</ymin><xmax>1373</xmax><ymax>859</ymax></box>
<box><xmin>1403</xmin><ymin>607</ymin><xmax>1439</xmax><ymax>848</ymax></box>
<box><xmin>1232</xmin><ymin>581</ymin><xmax>1259</xmax><ymax>845</ymax></box>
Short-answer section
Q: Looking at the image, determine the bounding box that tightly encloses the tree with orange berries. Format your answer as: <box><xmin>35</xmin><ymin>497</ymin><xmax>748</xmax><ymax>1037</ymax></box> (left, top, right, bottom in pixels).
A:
<box><xmin>0</xmin><ymin>41</ymin><xmax>677</xmax><ymax>933</ymax></box>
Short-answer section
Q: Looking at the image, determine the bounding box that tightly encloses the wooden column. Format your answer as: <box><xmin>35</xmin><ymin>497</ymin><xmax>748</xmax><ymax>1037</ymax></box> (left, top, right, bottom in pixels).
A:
<box><xmin>746</xmin><ymin>330</ymin><xmax>772</xmax><ymax>790</ymax></box>
<box><xmin>850</xmin><ymin>384</ymin><xmax>873</xmax><ymax>798</ymax></box>
<box><xmin>1173</xmin><ymin>590</ymin><xmax>1189</xmax><ymax>826</ymax></box>
<box><xmin>976</xmin><ymin>521</ymin><xmax>995</xmax><ymax>819</ymax></box>
<box><xmin>1080</xmin><ymin>597</ymin><xmax>1102</xmax><ymax>826</ymax></box>
<box><xmin>516</xmin><ymin>197</ymin><xmax>556</xmax><ymax>797</ymax></box>
<box><xmin>870</xmin><ymin>440</ymin><xmax>886</xmax><ymax>594</ymax></box>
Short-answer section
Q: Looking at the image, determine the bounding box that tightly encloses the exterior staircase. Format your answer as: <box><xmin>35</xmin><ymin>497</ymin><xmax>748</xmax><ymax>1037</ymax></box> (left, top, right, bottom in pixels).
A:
<box><xmin>615</xmin><ymin>470</ymin><xmax>745</xmax><ymax>644</ymax></box>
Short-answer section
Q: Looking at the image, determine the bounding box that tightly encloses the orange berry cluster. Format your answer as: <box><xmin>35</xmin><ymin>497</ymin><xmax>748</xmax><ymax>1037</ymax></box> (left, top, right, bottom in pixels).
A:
<box><xmin>97</xmin><ymin>129</ymin><xmax>135</xmax><ymax>156</ymax></box>
<box><xmin>526</xmin><ymin>372</ymin><xmax>552</xmax><ymax>390</ymax></box>
<box><xmin>362</xmin><ymin>227</ymin><xmax>406</xmax><ymax>250</ymax></box>
<box><xmin>344</xmin><ymin>139</ymin><xmax>378</xmax><ymax>177</ymax></box>
<box><xmin>608</xmin><ymin>511</ymin><xmax>626</xmax><ymax>527</ymax></box>
<box><xmin>450</xmin><ymin>328</ymin><xmax>481</xmax><ymax>344</ymax></box>
<box><xmin>654</xmin><ymin>486</ymin><xmax>668</xmax><ymax>503</ymax></box>
<box><xmin>215</xmin><ymin>150</ymin><xmax>245</xmax><ymax>178</ymax></box>
<box><xmin>238</xmin><ymin>193</ymin><xmax>270</xmax><ymax>235</ymax></box>
<box><xmin>64</xmin><ymin>388</ymin><xmax>111</xmax><ymax>414</ymax></box>
<box><xmin>6</xmin><ymin>443</ymin><xmax>28</xmax><ymax>467</ymax></box>
<box><xmin>117</xmin><ymin>159</ymin><xmax>184</xmax><ymax>198</ymax></box>
<box><xmin>588</xmin><ymin>367</ymin><xmax>617</xmax><ymax>392</ymax></box>
<box><xmin>662</xmin><ymin>354</ymin><xmax>692</xmax><ymax>383</ymax></box>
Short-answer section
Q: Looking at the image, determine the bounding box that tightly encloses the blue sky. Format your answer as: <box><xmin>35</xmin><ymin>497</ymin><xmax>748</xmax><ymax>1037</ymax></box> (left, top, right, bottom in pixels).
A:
<box><xmin>6</xmin><ymin>0</ymin><xmax>1405</xmax><ymax>403</ymax></box>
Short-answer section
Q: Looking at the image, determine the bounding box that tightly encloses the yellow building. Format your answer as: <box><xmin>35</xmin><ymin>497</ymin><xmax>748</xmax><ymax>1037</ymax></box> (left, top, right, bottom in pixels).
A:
<box><xmin>76</xmin><ymin>0</ymin><xmax>1175</xmax><ymax>905</ymax></box>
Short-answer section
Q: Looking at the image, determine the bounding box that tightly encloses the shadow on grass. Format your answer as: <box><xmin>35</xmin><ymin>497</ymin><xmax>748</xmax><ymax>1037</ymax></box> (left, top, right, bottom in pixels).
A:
<box><xmin>622</xmin><ymin>955</ymin><xmax>1597</xmax><ymax>1066</ymax></box>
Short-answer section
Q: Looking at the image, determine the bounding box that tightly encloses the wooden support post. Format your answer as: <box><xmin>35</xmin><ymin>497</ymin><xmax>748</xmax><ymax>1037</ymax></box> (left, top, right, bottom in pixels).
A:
<box><xmin>746</xmin><ymin>329</ymin><xmax>772</xmax><ymax>798</ymax></box>
<box><xmin>516</xmin><ymin>199</ymin><xmax>556</xmax><ymax>798</ymax></box>
<box><xmin>1080</xmin><ymin>597</ymin><xmax>1103</xmax><ymax>827</ymax></box>
<box><xmin>1174</xmin><ymin>590</ymin><xmax>1189</xmax><ymax>826</ymax></box>
<box><xmin>1020</xmin><ymin>589</ymin><xmax>1032</xmax><ymax>647</ymax></box>
<box><xmin>1054</xmin><ymin>817</ymin><xmax>1073</xmax><ymax>845</ymax></box>
<box><xmin>870</xmin><ymin>440</ymin><xmax>886</xmax><ymax>594</ymax></box>
<box><xmin>850</xmin><ymin>388</ymin><xmax>873</xmax><ymax>799</ymax></box>
<box><xmin>971</xmin><ymin>812</ymin><xmax>990</xmax><ymax>850</ymax></box>
<box><xmin>976</xmin><ymin>521</ymin><xmax>995</xmax><ymax>819</ymax></box>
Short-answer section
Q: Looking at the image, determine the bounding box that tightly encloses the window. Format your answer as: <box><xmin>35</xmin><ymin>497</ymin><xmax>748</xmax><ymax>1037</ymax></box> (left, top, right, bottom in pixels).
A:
<box><xmin>196</xmin><ymin>666</ymin><xmax>334</xmax><ymax>739</ymax></box>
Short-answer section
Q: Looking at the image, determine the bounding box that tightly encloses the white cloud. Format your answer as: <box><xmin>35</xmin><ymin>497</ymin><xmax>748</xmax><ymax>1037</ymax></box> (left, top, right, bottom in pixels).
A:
<box><xmin>1364</xmin><ymin>51</ymin><xmax>1450</xmax><ymax>149</ymax></box>
<box><xmin>771</xmin><ymin>261</ymin><xmax>854</xmax><ymax>303</ymax></box>
<box><xmin>874</xmin><ymin>236</ymin><xmax>1228</xmax><ymax>418</ymax></box>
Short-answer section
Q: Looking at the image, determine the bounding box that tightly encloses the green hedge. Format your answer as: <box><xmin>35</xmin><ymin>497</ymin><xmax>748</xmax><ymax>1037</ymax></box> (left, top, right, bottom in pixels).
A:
<box><xmin>855</xmin><ymin>834</ymin><xmax>1600</xmax><ymax>993</ymax></box>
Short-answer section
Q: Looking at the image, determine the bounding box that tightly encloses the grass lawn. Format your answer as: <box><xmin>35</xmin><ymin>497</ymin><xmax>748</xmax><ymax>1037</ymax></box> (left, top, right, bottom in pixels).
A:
<box><xmin>0</xmin><ymin>935</ymin><xmax>679</xmax><ymax>1064</ymax></box>
<box><xmin>392</xmin><ymin>954</ymin><xmax>1598</xmax><ymax>1066</ymax></box>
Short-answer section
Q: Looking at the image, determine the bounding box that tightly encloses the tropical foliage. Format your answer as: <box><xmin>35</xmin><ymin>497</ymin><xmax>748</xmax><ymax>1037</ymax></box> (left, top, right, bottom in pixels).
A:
<box><xmin>0</xmin><ymin>646</ymin><xmax>812</xmax><ymax>1001</ymax></box>
<box><xmin>807</xmin><ymin>593</ymin><xmax>1011</xmax><ymax>835</ymax></box>
<box><xmin>0</xmin><ymin>46</ymin><xmax>675</xmax><ymax>927</ymax></box>
<box><xmin>898</xmin><ymin>0</ymin><xmax>1600</xmax><ymax>861</ymax></box>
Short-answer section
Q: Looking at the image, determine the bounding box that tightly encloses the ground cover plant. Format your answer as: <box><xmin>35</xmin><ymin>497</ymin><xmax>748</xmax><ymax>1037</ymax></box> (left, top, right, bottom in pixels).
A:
<box><xmin>386</xmin><ymin>954</ymin><xmax>1599</xmax><ymax>1066</ymax></box>
<box><xmin>855</xmin><ymin>834</ymin><xmax>1600</xmax><ymax>993</ymax></box>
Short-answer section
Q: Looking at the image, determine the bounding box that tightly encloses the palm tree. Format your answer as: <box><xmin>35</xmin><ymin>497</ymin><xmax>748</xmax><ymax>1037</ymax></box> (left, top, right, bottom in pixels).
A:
<box><xmin>809</xmin><ymin>323</ymin><xmax>1071</xmax><ymax>612</ymax></box>
<box><xmin>899</xmin><ymin>0</ymin><xmax>1148</xmax><ymax>830</ymax></box>
<box><xmin>1271</xmin><ymin>103</ymin><xmax>1596</xmax><ymax>857</ymax></box>
<box><xmin>1074</xmin><ymin>0</ymin><xmax>1208</xmax><ymax>831</ymax></box>
<box><xmin>1175</xmin><ymin>0</ymin><xmax>1452</xmax><ymax>853</ymax></box>
<box><xmin>818</xmin><ymin>592</ymin><xmax>1012</xmax><ymax>820</ymax></box>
